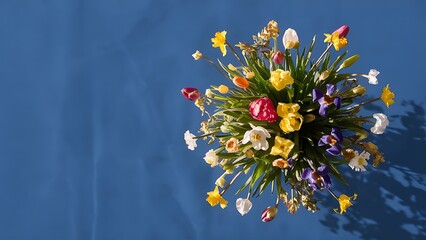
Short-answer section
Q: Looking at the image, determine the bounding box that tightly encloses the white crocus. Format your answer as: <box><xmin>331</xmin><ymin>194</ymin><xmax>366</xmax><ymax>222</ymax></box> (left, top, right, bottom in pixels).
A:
<box><xmin>349</xmin><ymin>151</ymin><xmax>370</xmax><ymax>171</ymax></box>
<box><xmin>236</xmin><ymin>198</ymin><xmax>252</xmax><ymax>216</ymax></box>
<box><xmin>283</xmin><ymin>28</ymin><xmax>299</xmax><ymax>49</ymax></box>
<box><xmin>367</xmin><ymin>69</ymin><xmax>380</xmax><ymax>85</ymax></box>
<box><xmin>204</xmin><ymin>149</ymin><xmax>219</xmax><ymax>167</ymax></box>
<box><xmin>242</xmin><ymin>123</ymin><xmax>271</xmax><ymax>150</ymax></box>
<box><xmin>184</xmin><ymin>130</ymin><xmax>197</xmax><ymax>150</ymax></box>
<box><xmin>371</xmin><ymin>113</ymin><xmax>389</xmax><ymax>134</ymax></box>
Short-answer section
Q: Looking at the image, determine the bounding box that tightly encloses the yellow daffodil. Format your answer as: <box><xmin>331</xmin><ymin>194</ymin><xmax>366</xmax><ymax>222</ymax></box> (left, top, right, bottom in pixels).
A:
<box><xmin>206</xmin><ymin>186</ymin><xmax>228</xmax><ymax>209</ymax></box>
<box><xmin>211</xmin><ymin>31</ymin><xmax>227</xmax><ymax>56</ymax></box>
<box><xmin>333</xmin><ymin>193</ymin><xmax>357</xmax><ymax>214</ymax></box>
<box><xmin>270</xmin><ymin>136</ymin><xmax>294</xmax><ymax>158</ymax></box>
<box><xmin>279</xmin><ymin>113</ymin><xmax>303</xmax><ymax>133</ymax></box>
<box><xmin>324</xmin><ymin>31</ymin><xmax>348</xmax><ymax>51</ymax></box>
<box><xmin>270</xmin><ymin>69</ymin><xmax>294</xmax><ymax>91</ymax></box>
<box><xmin>381</xmin><ymin>84</ymin><xmax>395</xmax><ymax>108</ymax></box>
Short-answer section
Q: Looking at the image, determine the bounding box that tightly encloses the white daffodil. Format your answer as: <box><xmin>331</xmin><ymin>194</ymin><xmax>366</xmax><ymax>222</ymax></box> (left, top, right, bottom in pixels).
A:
<box><xmin>367</xmin><ymin>69</ymin><xmax>380</xmax><ymax>85</ymax></box>
<box><xmin>242</xmin><ymin>123</ymin><xmax>271</xmax><ymax>150</ymax></box>
<box><xmin>215</xmin><ymin>174</ymin><xmax>226</xmax><ymax>188</ymax></box>
<box><xmin>192</xmin><ymin>50</ymin><xmax>202</xmax><ymax>60</ymax></box>
<box><xmin>204</xmin><ymin>149</ymin><xmax>219</xmax><ymax>167</ymax></box>
<box><xmin>236</xmin><ymin>198</ymin><xmax>252</xmax><ymax>216</ymax></box>
<box><xmin>349</xmin><ymin>151</ymin><xmax>370</xmax><ymax>171</ymax></box>
<box><xmin>371</xmin><ymin>113</ymin><xmax>389</xmax><ymax>134</ymax></box>
<box><xmin>283</xmin><ymin>28</ymin><xmax>299</xmax><ymax>49</ymax></box>
<box><xmin>184</xmin><ymin>130</ymin><xmax>197</xmax><ymax>150</ymax></box>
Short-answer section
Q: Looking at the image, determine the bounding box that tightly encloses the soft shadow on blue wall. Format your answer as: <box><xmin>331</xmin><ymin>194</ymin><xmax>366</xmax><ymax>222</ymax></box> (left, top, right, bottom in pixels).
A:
<box><xmin>0</xmin><ymin>0</ymin><xmax>425</xmax><ymax>239</ymax></box>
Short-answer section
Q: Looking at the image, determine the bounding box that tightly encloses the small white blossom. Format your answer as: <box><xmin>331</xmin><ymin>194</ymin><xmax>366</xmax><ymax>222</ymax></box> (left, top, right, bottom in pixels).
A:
<box><xmin>349</xmin><ymin>151</ymin><xmax>370</xmax><ymax>171</ymax></box>
<box><xmin>236</xmin><ymin>198</ymin><xmax>252</xmax><ymax>216</ymax></box>
<box><xmin>215</xmin><ymin>175</ymin><xmax>226</xmax><ymax>188</ymax></box>
<box><xmin>204</xmin><ymin>149</ymin><xmax>219</xmax><ymax>167</ymax></box>
<box><xmin>192</xmin><ymin>50</ymin><xmax>202</xmax><ymax>60</ymax></box>
<box><xmin>184</xmin><ymin>130</ymin><xmax>197</xmax><ymax>150</ymax></box>
<box><xmin>242</xmin><ymin>123</ymin><xmax>271</xmax><ymax>150</ymax></box>
<box><xmin>367</xmin><ymin>69</ymin><xmax>380</xmax><ymax>85</ymax></box>
<box><xmin>371</xmin><ymin>113</ymin><xmax>389</xmax><ymax>134</ymax></box>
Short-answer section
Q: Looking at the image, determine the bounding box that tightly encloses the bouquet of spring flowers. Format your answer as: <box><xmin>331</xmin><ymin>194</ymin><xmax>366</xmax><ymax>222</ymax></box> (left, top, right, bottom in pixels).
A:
<box><xmin>182</xmin><ymin>21</ymin><xmax>395</xmax><ymax>222</ymax></box>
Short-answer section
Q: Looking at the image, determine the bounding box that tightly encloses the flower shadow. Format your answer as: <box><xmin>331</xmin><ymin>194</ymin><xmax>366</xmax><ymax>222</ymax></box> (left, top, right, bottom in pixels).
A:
<box><xmin>319</xmin><ymin>100</ymin><xmax>426</xmax><ymax>239</ymax></box>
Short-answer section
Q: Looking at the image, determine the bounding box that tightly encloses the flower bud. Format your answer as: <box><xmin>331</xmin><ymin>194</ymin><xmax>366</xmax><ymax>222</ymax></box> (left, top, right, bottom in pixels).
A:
<box><xmin>351</xmin><ymin>85</ymin><xmax>366</xmax><ymax>96</ymax></box>
<box><xmin>272</xmin><ymin>51</ymin><xmax>284</xmax><ymax>65</ymax></box>
<box><xmin>340</xmin><ymin>54</ymin><xmax>360</xmax><ymax>69</ymax></box>
<box><xmin>245</xmin><ymin>149</ymin><xmax>254</xmax><ymax>158</ymax></box>
<box><xmin>218</xmin><ymin>85</ymin><xmax>229</xmax><ymax>94</ymax></box>
<box><xmin>304</xmin><ymin>114</ymin><xmax>316</xmax><ymax>123</ymax></box>
<box><xmin>232</xmin><ymin>76</ymin><xmax>250</xmax><ymax>90</ymax></box>
<box><xmin>228</xmin><ymin>64</ymin><xmax>237</xmax><ymax>71</ymax></box>
<box><xmin>319</xmin><ymin>69</ymin><xmax>331</xmax><ymax>81</ymax></box>
<box><xmin>261</xmin><ymin>206</ymin><xmax>278</xmax><ymax>222</ymax></box>
<box><xmin>245</xmin><ymin>71</ymin><xmax>255</xmax><ymax>79</ymax></box>
<box><xmin>335</xmin><ymin>25</ymin><xmax>350</xmax><ymax>38</ymax></box>
<box><xmin>181</xmin><ymin>87</ymin><xmax>200</xmax><ymax>101</ymax></box>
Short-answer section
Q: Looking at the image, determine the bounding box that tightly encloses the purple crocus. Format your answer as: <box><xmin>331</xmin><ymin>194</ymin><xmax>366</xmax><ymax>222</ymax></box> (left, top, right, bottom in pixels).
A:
<box><xmin>312</xmin><ymin>84</ymin><xmax>341</xmax><ymax>117</ymax></box>
<box><xmin>318</xmin><ymin>127</ymin><xmax>343</xmax><ymax>156</ymax></box>
<box><xmin>302</xmin><ymin>165</ymin><xmax>332</xmax><ymax>190</ymax></box>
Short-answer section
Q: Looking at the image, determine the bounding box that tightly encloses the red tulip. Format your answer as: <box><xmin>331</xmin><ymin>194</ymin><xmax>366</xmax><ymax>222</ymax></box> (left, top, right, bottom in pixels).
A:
<box><xmin>181</xmin><ymin>87</ymin><xmax>200</xmax><ymax>101</ymax></box>
<box><xmin>248</xmin><ymin>97</ymin><xmax>278</xmax><ymax>123</ymax></box>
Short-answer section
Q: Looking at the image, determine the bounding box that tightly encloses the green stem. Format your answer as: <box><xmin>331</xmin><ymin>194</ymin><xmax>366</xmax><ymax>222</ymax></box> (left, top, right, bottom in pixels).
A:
<box><xmin>201</xmin><ymin>56</ymin><xmax>231</xmax><ymax>80</ymax></box>
<box><xmin>220</xmin><ymin>169</ymin><xmax>243</xmax><ymax>195</ymax></box>
<box><xmin>346</xmin><ymin>97</ymin><xmax>381</xmax><ymax>111</ymax></box>
<box><xmin>226</xmin><ymin>41</ymin><xmax>245</xmax><ymax>66</ymax></box>
<box><xmin>327</xmin><ymin>187</ymin><xmax>339</xmax><ymax>200</ymax></box>
<box><xmin>311</xmin><ymin>43</ymin><xmax>332</xmax><ymax>71</ymax></box>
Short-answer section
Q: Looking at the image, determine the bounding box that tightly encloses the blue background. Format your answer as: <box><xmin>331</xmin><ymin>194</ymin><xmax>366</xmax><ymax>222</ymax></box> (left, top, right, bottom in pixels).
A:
<box><xmin>0</xmin><ymin>0</ymin><xmax>425</xmax><ymax>239</ymax></box>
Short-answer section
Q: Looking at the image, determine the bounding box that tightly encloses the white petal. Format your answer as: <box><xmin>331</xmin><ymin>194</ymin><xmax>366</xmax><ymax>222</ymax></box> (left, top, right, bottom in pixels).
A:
<box><xmin>236</xmin><ymin>198</ymin><xmax>252</xmax><ymax>216</ymax></box>
<box><xmin>242</xmin><ymin>130</ymin><xmax>251</xmax><ymax>144</ymax></box>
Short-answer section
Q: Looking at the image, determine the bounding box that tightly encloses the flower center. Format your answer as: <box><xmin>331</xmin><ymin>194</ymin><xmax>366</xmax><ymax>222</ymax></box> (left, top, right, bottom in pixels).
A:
<box><xmin>252</xmin><ymin>133</ymin><xmax>261</xmax><ymax>141</ymax></box>
<box><xmin>323</xmin><ymin>95</ymin><xmax>334</xmax><ymax>105</ymax></box>
<box><xmin>327</xmin><ymin>135</ymin><xmax>337</xmax><ymax>145</ymax></box>
<box><xmin>358</xmin><ymin>158</ymin><xmax>365</xmax><ymax>165</ymax></box>
<box><xmin>311</xmin><ymin>171</ymin><xmax>323</xmax><ymax>183</ymax></box>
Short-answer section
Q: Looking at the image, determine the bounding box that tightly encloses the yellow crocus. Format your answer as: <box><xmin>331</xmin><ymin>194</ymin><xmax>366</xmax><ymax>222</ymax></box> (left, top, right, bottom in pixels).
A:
<box><xmin>381</xmin><ymin>84</ymin><xmax>395</xmax><ymax>108</ymax></box>
<box><xmin>333</xmin><ymin>193</ymin><xmax>357</xmax><ymax>214</ymax></box>
<box><xmin>211</xmin><ymin>31</ymin><xmax>227</xmax><ymax>56</ymax></box>
<box><xmin>270</xmin><ymin>136</ymin><xmax>294</xmax><ymax>158</ymax></box>
<box><xmin>270</xmin><ymin>69</ymin><xmax>294</xmax><ymax>91</ymax></box>
<box><xmin>206</xmin><ymin>186</ymin><xmax>228</xmax><ymax>209</ymax></box>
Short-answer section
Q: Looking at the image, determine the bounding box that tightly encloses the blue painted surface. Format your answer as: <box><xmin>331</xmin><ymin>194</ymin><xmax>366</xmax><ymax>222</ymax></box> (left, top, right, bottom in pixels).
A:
<box><xmin>0</xmin><ymin>0</ymin><xmax>425</xmax><ymax>239</ymax></box>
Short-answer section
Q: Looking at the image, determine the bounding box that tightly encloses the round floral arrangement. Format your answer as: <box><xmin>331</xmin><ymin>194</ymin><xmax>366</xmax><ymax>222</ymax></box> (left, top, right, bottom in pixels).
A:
<box><xmin>182</xmin><ymin>21</ymin><xmax>395</xmax><ymax>221</ymax></box>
